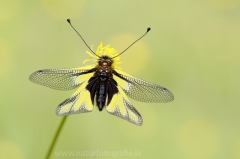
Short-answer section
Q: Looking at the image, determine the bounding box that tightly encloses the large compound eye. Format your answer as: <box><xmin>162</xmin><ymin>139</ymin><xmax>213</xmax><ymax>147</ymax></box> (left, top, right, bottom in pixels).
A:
<box><xmin>107</xmin><ymin>60</ymin><xmax>112</xmax><ymax>65</ymax></box>
<box><xmin>99</xmin><ymin>59</ymin><xmax>104</xmax><ymax>65</ymax></box>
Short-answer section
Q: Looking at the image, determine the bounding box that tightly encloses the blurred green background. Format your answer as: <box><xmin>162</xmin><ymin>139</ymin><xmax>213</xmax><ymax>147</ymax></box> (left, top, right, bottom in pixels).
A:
<box><xmin>1</xmin><ymin>0</ymin><xmax>240</xmax><ymax>159</ymax></box>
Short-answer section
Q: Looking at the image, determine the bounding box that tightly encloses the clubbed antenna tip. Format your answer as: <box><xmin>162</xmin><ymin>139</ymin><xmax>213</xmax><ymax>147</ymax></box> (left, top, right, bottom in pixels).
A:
<box><xmin>67</xmin><ymin>19</ymin><xmax>71</xmax><ymax>24</ymax></box>
<box><xmin>147</xmin><ymin>27</ymin><xmax>151</xmax><ymax>32</ymax></box>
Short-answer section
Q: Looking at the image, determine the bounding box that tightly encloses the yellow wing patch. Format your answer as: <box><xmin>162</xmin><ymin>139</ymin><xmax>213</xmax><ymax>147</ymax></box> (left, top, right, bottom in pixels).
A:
<box><xmin>56</xmin><ymin>80</ymin><xmax>93</xmax><ymax>115</ymax></box>
<box><xmin>74</xmin><ymin>64</ymin><xmax>95</xmax><ymax>86</ymax></box>
<box><xmin>106</xmin><ymin>86</ymin><xmax>142</xmax><ymax>126</ymax></box>
<box><xmin>113</xmin><ymin>72</ymin><xmax>130</xmax><ymax>91</ymax></box>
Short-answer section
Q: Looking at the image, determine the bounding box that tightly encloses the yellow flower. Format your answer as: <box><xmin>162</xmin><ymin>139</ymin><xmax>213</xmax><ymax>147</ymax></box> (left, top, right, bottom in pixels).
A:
<box><xmin>84</xmin><ymin>42</ymin><xmax>122</xmax><ymax>69</ymax></box>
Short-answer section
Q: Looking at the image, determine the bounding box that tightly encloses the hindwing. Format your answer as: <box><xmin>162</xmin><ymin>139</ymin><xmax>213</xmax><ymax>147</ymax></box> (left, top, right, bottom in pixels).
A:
<box><xmin>106</xmin><ymin>86</ymin><xmax>142</xmax><ymax>126</ymax></box>
<box><xmin>56</xmin><ymin>80</ymin><xmax>94</xmax><ymax>115</ymax></box>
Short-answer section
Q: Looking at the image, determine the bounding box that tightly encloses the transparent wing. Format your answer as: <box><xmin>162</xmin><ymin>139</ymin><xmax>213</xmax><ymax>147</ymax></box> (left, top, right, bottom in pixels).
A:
<box><xmin>106</xmin><ymin>86</ymin><xmax>142</xmax><ymax>126</ymax></box>
<box><xmin>29</xmin><ymin>65</ymin><xmax>96</xmax><ymax>91</ymax></box>
<box><xmin>56</xmin><ymin>80</ymin><xmax>94</xmax><ymax>115</ymax></box>
<box><xmin>113</xmin><ymin>69</ymin><xmax>174</xmax><ymax>103</ymax></box>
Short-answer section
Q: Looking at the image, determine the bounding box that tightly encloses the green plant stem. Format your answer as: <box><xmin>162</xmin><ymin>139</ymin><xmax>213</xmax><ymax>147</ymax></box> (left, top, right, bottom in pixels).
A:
<box><xmin>45</xmin><ymin>116</ymin><xmax>68</xmax><ymax>159</ymax></box>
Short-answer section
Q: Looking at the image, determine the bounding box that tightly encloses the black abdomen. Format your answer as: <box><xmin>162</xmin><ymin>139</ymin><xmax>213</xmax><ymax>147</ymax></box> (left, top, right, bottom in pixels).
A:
<box><xmin>97</xmin><ymin>84</ymin><xmax>106</xmax><ymax>111</ymax></box>
<box><xmin>86</xmin><ymin>72</ymin><xmax>118</xmax><ymax>111</ymax></box>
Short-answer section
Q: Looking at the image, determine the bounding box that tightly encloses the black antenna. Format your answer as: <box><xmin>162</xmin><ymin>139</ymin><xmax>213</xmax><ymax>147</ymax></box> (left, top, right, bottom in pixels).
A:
<box><xmin>67</xmin><ymin>19</ymin><xmax>100</xmax><ymax>58</ymax></box>
<box><xmin>111</xmin><ymin>27</ymin><xmax>151</xmax><ymax>59</ymax></box>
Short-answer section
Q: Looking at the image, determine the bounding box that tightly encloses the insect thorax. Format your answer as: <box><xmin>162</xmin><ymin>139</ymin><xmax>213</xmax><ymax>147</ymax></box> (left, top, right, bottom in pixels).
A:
<box><xmin>96</xmin><ymin>56</ymin><xmax>113</xmax><ymax>77</ymax></box>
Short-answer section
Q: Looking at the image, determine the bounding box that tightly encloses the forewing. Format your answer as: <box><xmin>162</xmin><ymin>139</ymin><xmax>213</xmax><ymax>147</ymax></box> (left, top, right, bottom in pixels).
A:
<box><xmin>56</xmin><ymin>80</ymin><xmax>94</xmax><ymax>115</ymax></box>
<box><xmin>29</xmin><ymin>65</ymin><xmax>96</xmax><ymax>91</ymax></box>
<box><xmin>106</xmin><ymin>86</ymin><xmax>142</xmax><ymax>126</ymax></box>
<box><xmin>113</xmin><ymin>69</ymin><xmax>174</xmax><ymax>103</ymax></box>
